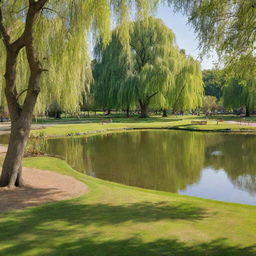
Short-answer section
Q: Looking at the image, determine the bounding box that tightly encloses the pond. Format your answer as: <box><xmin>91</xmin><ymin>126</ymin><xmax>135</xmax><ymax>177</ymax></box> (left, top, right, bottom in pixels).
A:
<box><xmin>2</xmin><ymin>130</ymin><xmax>256</xmax><ymax>205</ymax></box>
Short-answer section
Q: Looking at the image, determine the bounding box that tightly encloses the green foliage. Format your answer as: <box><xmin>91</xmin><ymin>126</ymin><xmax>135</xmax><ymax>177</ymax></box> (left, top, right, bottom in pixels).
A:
<box><xmin>223</xmin><ymin>78</ymin><xmax>256</xmax><ymax>112</ymax></box>
<box><xmin>203</xmin><ymin>96</ymin><xmax>218</xmax><ymax>113</ymax></box>
<box><xmin>167</xmin><ymin>0</ymin><xmax>256</xmax><ymax>60</ymax></box>
<box><xmin>93</xmin><ymin>17</ymin><xmax>204</xmax><ymax>114</ymax></box>
<box><xmin>0</xmin><ymin>0</ymin><xmax>158</xmax><ymax>115</ymax></box>
<box><xmin>203</xmin><ymin>70</ymin><xmax>225</xmax><ymax>100</ymax></box>
<box><xmin>171</xmin><ymin>53</ymin><xmax>204</xmax><ymax>111</ymax></box>
<box><xmin>25</xmin><ymin>136</ymin><xmax>46</xmax><ymax>157</ymax></box>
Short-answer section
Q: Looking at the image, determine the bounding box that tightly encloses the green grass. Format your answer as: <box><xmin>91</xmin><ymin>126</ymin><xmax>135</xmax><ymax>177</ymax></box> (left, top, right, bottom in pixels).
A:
<box><xmin>31</xmin><ymin>115</ymin><xmax>256</xmax><ymax>137</ymax></box>
<box><xmin>0</xmin><ymin>156</ymin><xmax>256</xmax><ymax>256</ymax></box>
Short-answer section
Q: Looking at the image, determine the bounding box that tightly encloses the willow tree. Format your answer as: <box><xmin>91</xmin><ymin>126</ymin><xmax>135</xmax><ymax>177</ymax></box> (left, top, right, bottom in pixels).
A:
<box><xmin>0</xmin><ymin>0</ymin><xmax>158</xmax><ymax>187</ymax></box>
<box><xmin>167</xmin><ymin>52</ymin><xmax>204</xmax><ymax>115</ymax></box>
<box><xmin>168</xmin><ymin>0</ymin><xmax>256</xmax><ymax>61</ymax></box>
<box><xmin>223</xmin><ymin>54</ymin><xmax>256</xmax><ymax>117</ymax></box>
<box><xmin>94</xmin><ymin>17</ymin><xmax>179</xmax><ymax>118</ymax></box>
<box><xmin>223</xmin><ymin>78</ymin><xmax>256</xmax><ymax>117</ymax></box>
<box><xmin>93</xmin><ymin>33</ymin><xmax>131</xmax><ymax>113</ymax></box>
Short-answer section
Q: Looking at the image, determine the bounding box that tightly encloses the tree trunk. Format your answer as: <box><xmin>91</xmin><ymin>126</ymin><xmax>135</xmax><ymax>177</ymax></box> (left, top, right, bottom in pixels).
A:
<box><xmin>140</xmin><ymin>103</ymin><xmax>149</xmax><ymax>118</ymax></box>
<box><xmin>246</xmin><ymin>106</ymin><xmax>250</xmax><ymax>117</ymax></box>
<box><xmin>162</xmin><ymin>109</ymin><xmax>168</xmax><ymax>117</ymax></box>
<box><xmin>0</xmin><ymin>0</ymin><xmax>47</xmax><ymax>187</ymax></box>
<box><xmin>0</xmin><ymin>120</ymin><xmax>31</xmax><ymax>187</ymax></box>
<box><xmin>55</xmin><ymin>110</ymin><xmax>61</xmax><ymax>119</ymax></box>
<box><xmin>126</xmin><ymin>105</ymin><xmax>130</xmax><ymax>118</ymax></box>
<box><xmin>105</xmin><ymin>109</ymin><xmax>111</xmax><ymax>115</ymax></box>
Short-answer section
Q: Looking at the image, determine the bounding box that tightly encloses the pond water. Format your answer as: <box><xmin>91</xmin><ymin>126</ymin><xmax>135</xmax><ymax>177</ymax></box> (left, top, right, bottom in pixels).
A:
<box><xmin>1</xmin><ymin>130</ymin><xmax>256</xmax><ymax>205</ymax></box>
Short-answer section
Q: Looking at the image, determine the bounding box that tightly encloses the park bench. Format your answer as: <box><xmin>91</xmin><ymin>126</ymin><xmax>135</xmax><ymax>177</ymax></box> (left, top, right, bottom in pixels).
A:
<box><xmin>191</xmin><ymin>120</ymin><xmax>207</xmax><ymax>125</ymax></box>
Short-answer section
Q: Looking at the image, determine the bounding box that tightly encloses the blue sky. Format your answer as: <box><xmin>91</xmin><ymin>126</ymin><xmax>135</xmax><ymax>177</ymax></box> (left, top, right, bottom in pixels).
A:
<box><xmin>156</xmin><ymin>4</ymin><xmax>217</xmax><ymax>70</ymax></box>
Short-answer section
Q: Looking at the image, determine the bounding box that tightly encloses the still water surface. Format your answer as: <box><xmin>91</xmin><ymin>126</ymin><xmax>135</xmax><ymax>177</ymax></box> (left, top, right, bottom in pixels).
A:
<box><xmin>42</xmin><ymin>130</ymin><xmax>256</xmax><ymax>205</ymax></box>
<box><xmin>1</xmin><ymin>130</ymin><xmax>256</xmax><ymax>205</ymax></box>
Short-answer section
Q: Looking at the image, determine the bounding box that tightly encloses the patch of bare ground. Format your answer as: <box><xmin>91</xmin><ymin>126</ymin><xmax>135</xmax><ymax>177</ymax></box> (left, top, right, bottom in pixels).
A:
<box><xmin>0</xmin><ymin>167</ymin><xmax>88</xmax><ymax>213</ymax></box>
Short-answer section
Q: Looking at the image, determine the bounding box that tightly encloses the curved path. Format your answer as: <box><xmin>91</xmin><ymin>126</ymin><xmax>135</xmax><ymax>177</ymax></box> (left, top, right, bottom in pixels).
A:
<box><xmin>225</xmin><ymin>120</ymin><xmax>256</xmax><ymax>127</ymax></box>
<box><xmin>0</xmin><ymin>167</ymin><xmax>88</xmax><ymax>212</ymax></box>
<box><xmin>0</xmin><ymin>146</ymin><xmax>88</xmax><ymax>213</ymax></box>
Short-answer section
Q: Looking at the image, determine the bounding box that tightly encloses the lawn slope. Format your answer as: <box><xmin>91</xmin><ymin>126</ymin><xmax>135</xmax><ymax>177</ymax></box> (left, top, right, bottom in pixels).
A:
<box><xmin>0</xmin><ymin>156</ymin><xmax>255</xmax><ymax>256</ymax></box>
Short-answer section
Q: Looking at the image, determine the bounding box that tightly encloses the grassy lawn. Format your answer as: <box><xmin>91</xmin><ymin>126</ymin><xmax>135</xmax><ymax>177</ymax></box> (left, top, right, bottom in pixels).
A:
<box><xmin>30</xmin><ymin>115</ymin><xmax>256</xmax><ymax>137</ymax></box>
<box><xmin>0</xmin><ymin>156</ymin><xmax>255</xmax><ymax>256</ymax></box>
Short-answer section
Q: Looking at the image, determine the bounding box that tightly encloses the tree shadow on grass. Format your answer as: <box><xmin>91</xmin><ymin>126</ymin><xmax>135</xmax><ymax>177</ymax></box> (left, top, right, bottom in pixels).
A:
<box><xmin>0</xmin><ymin>200</ymin><xmax>254</xmax><ymax>256</ymax></box>
<box><xmin>47</xmin><ymin>237</ymin><xmax>256</xmax><ymax>256</ymax></box>
<box><xmin>0</xmin><ymin>200</ymin><xmax>207</xmax><ymax>238</ymax></box>
<box><xmin>1</xmin><ymin>235</ymin><xmax>256</xmax><ymax>256</ymax></box>
<box><xmin>0</xmin><ymin>200</ymin><xmax>207</xmax><ymax>228</ymax></box>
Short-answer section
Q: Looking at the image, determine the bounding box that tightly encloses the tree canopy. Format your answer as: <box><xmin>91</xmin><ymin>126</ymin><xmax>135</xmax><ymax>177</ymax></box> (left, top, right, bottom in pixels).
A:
<box><xmin>168</xmin><ymin>0</ymin><xmax>256</xmax><ymax>60</ymax></box>
<box><xmin>0</xmin><ymin>0</ymin><xmax>160</xmax><ymax>115</ymax></box>
<box><xmin>0</xmin><ymin>0</ymin><xmax>160</xmax><ymax>187</ymax></box>
<box><xmin>223</xmin><ymin>78</ymin><xmax>256</xmax><ymax>116</ymax></box>
<box><xmin>93</xmin><ymin>17</ymin><xmax>204</xmax><ymax>117</ymax></box>
<box><xmin>203</xmin><ymin>69</ymin><xmax>225</xmax><ymax>100</ymax></box>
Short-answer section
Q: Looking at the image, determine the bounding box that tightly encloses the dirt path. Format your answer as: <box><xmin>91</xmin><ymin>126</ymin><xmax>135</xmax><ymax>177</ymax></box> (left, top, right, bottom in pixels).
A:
<box><xmin>0</xmin><ymin>167</ymin><xmax>88</xmax><ymax>212</ymax></box>
<box><xmin>0</xmin><ymin>146</ymin><xmax>88</xmax><ymax>213</ymax></box>
<box><xmin>225</xmin><ymin>121</ymin><xmax>256</xmax><ymax>127</ymax></box>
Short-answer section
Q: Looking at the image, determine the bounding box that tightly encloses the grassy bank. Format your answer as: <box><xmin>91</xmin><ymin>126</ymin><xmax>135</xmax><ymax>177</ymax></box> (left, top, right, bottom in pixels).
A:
<box><xmin>0</xmin><ymin>156</ymin><xmax>255</xmax><ymax>256</ymax></box>
<box><xmin>31</xmin><ymin>115</ymin><xmax>256</xmax><ymax>137</ymax></box>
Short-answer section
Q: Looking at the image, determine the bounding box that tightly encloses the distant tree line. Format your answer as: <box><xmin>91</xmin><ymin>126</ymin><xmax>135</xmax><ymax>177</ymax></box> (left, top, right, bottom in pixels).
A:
<box><xmin>203</xmin><ymin>64</ymin><xmax>256</xmax><ymax>117</ymax></box>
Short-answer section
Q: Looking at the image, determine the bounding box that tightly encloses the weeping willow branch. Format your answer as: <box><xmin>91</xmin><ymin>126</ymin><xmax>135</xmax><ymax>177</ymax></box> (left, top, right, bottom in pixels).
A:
<box><xmin>172</xmin><ymin>83</ymin><xmax>187</xmax><ymax>111</ymax></box>
<box><xmin>42</xmin><ymin>7</ymin><xmax>65</xmax><ymax>19</ymax></box>
<box><xmin>146</xmin><ymin>91</ymin><xmax>159</xmax><ymax>103</ymax></box>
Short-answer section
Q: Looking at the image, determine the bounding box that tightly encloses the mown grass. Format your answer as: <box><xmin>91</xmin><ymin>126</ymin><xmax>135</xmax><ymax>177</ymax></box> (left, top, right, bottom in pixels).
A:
<box><xmin>31</xmin><ymin>115</ymin><xmax>256</xmax><ymax>137</ymax></box>
<box><xmin>0</xmin><ymin>156</ymin><xmax>255</xmax><ymax>256</ymax></box>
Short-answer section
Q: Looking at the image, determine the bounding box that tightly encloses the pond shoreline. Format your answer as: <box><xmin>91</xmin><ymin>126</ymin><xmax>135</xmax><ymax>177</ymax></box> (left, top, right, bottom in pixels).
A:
<box><xmin>34</xmin><ymin>126</ymin><xmax>256</xmax><ymax>139</ymax></box>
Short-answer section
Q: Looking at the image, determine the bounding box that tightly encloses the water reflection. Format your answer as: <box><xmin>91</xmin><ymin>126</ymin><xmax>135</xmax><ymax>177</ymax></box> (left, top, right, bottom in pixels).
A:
<box><xmin>1</xmin><ymin>130</ymin><xmax>256</xmax><ymax>204</ymax></box>
<box><xmin>42</xmin><ymin>131</ymin><xmax>256</xmax><ymax>204</ymax></box>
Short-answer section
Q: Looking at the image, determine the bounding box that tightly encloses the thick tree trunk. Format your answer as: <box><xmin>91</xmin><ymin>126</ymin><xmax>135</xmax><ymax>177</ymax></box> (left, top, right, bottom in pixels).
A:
<box><xmin>55</xmin><ymin>110</ymin><xmax>61</xmax><ymax>119</ymax></box>
<box><xmin>126</xmin><ymin>105</ymin><xmax>130</xmax><ymax>118</ymax></box>
<box><xmin>140</xmin><ymin>103</ymin><xmax>149</xmax><ymax>118</ymax></box>
<box><xmin>162</xmin><ymin>109</ymin><xmax>168</xmax><ymax>117</ymax></box>
<box><xmin>105</xmin><ymin>109</ymin><xmax>111</xmax><ymax>115</ymax></box>
<box><xmin>0</xmin><ymin>0</ymin><xmax>47</xmax><ymax>187</ymax></box>
<box><xmin>0</xmin><ymin>120</ymin><xmax>31</xmax><ymax>187</ymax></box>
<box><xmin>245</xmin><ymin>106</ymin><xmax>250</xmax><ymax>117</ymax></box>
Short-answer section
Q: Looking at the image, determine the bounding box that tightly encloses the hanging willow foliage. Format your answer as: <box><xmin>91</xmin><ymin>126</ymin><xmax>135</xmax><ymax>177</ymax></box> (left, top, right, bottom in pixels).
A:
<box><xmin>167</xmin><ymin>0</ymin><xmax>256</xmax><ymax>59</ymax></box>
<box><xmin>0</xmin><ymin>0</ymin><xmax>162</xmax><ymax>187</ymax></box>
<box><xmin>223</xmin><ymin>78</ymin><xmax>256</xmax><ymax>113</ymax></box>
<box><xmin>0</xmin><ymin>0</ymin><xmax>159</xmax><ymax>115</ymax></box>
<box><xmin>171</xmin><ymin>52</ymin><xmax>204</xmax><ymax>112</ymax></box>
<box><xmin>223</xmin><ymin>54</ymin><xmax>256</xmax><ymax>114</ymax></box>
<box><xmin>93</xmin><ymin>17</ymin><xmax>204</xmax><ymax>116</ymax></box>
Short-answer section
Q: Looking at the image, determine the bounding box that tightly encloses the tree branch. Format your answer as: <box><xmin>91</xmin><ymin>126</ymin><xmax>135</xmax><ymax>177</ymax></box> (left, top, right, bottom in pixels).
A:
<box><xmin>16</xmin><ymin>89</ymin><xmax>28</xmax><ymax>100</ymax></box>
<box><xmin>0</xmin><ymin>5</ymin><xmax>10</xmax><ymax>47</ymax></box>
<box><xmin>172</xmin><ymin>83</ymin><xmax>186</xmax><ymax>111</ymax></box>
<box><xmin>21</xmin><ymin>0</ymin><xmax>49</xmax><ymax>118</ymax></box>
<box><xmin>42</xmin><ymin>7</ymin><xmax>64</xmax><ymax>19</ymax></box>
<box><xmin>147</xmin><ymin>91</ymin><xmax>159</xmax><ymax>102</ymax></box>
